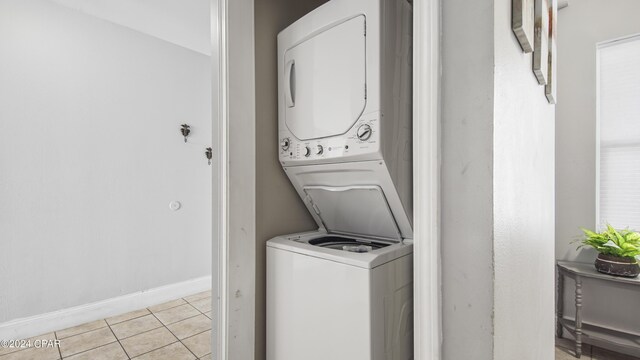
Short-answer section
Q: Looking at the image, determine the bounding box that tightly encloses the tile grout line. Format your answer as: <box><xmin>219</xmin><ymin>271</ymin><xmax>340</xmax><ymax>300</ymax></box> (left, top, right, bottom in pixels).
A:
<box><xmin>149</xmin><ymin>305</ymin><xmax>201</xmax><ymax>360</ymax></box>
<box><xmin>155</xmin><ymin>311</ymin><xmax>203</xmax><ymax>328</ymax></box>
<box><xmin>183</xmin><ymin>296</ymin><xmax>213</xmax><ymax>359</ymax></box>
<box><xmin>109</xmin><ymin>317</ymin><xmax>164</xmax><ymax>342</ymax></box>
<box><xmin>95</xmin><ymin>310</ymin><xmax>201</xmax><ymax>346</ymax></box>
<box><xmin>55</xmin><ymin>331</ymin><xmax>63</xmax><ymax>360</ymax></box>
<box><xmin>105</xmin><ymin>318</ymin><xmax>132</xmax><ymax>360</ymax></box>
<box><xmin>0</xmin><ymin>341</ymin><xmax>26</xmax><ymax>358</ymax></box>
<box><xmin>148</xmin><ymin>299</ymin><xmax>190</xmax><ymax>314</ymax></box>
<box><xmin>186</xmin><ymin>298</ymin><xmax>212</xmax><ymax>317</ymax></box>
<box><xmin>129</xmin><ymin>340</ymin><xmax>183</xmax><ymax>359</ymax></box>
<box><xmin>109</xmin><ymin>309</ymin><xmax>185</xmax><ymax>360</ymax></box>
<box><xmin>56</xmin><ymin>326</ymin><xmax>115</xmax><ymax>359</ymax></box>
<box><xmin>107</xmin><ymin>310</ymin><xmax>152</xmax><ymax>327</ymax></box>
<box><xmin>183</xmin><ymin>291</ymin><xmax>211</xmax><ymax>304</ymax></box>
<box><xmin>59</xmin><ymin>299</ymin><xmax>203</xmax><ymax>358</ymax></box>
<box><xmin>57</xmin><ymin>325</ymin><xmax>122</xmax><ymax>359</ymax></box>
<box><xmin>0</xmin><ymin>332</ymin><xmax>66</xmax><ymax>358</ymax></box>
<box><xmin>157</xmin><ymin>301</ymin><xmax>201</xmax><ymax>359</ymax></box>
<box><xmin>56</xmin><ymin>319</ymin><xmax>109</xmax><ymax>340</ymax></box>
<box><xmin>60</xmin><ymin>341</ymin><xmax>121</xmax><ymax>359</ymax></box>
<box><xmin>179</xmin><ymin>331</ymin><xmax>212</xmax><ymax>360</ymax></box>
<box><xmin>149</xmin><ymin>302</ymin><xmax>201</xmax><ymax>325</ymax></box>
<box><xmin>177</xmin><ymin>297</ymin><xmax>213</xmax><ymax>360</ymax></box>
<box><xmin>103</xmin><ymin>298</ymin><xmax>208</xmax><ymax>359</ymax></box>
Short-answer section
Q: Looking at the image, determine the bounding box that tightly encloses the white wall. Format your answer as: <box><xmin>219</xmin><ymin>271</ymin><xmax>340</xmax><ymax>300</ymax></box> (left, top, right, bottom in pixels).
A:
<box><xmin>0</xmin><ymin>0</ymin><xmax>211</xmax><ymax>325</ymax></box>
<box><xmin>555</xmin><ymin>0</ymin><xmax>640</xmax><ymax>336</ymax></box>
<box><xmin>49</xmin><ymin>0</ymin><xmax>211</xmax><ymax>55</ymax></box>
<box><xmin>492</xmin><ymin>0</ymin><xmax>556</xmax><ymax>358</ymax></box>
<box><xmin>442</xmin><ymin>0</ymin><xmax>555</xmax><ymax>358</ymax></box>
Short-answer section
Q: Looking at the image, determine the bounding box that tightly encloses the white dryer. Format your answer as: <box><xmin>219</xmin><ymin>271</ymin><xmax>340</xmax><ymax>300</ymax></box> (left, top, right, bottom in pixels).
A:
<box><xmin>268</xmin><ymin>0</ymin><xmax>413</xmax><ymax>358</ymax></box>
<box><xmin>276</xmin><ymin>0</ymin><xmax>414</xmax><ymax>240</ymax></box>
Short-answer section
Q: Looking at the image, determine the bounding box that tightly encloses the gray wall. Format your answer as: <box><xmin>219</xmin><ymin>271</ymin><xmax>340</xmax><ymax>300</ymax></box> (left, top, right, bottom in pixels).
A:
<box><xmin>253</xmin><ymin>0</ymin><xmax>327</xmax><ymax>359</ymax></box>
<box><xmin>442</xmin><ymin>0</ymin><xmax>556</xmax><ymax>358</ymax></box>
<box><xmin>556</xmin><ymin>0</ymin><xmax>640</xmax><ymax>336</ymax></box>
<box><xmin>441</xmin><ymin>0</ymin><xmax>496</xmax><ymax>357</ymax></box>
<box><xmin>0</xmin><ymin>0</ymin><xmax>211</xmax><ymax>323</ymax></box>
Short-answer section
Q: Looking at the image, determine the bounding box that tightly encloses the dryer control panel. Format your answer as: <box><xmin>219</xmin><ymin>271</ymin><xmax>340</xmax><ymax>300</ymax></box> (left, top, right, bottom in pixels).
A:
<box><xmin>279</xmin><ymin>112</ymin><xmax>381</xmax><ymax>165</ymax></box>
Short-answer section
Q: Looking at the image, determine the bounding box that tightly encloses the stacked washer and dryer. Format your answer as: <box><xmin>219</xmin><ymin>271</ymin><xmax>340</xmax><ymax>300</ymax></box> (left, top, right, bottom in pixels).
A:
<box><xmin>266</xmin><ymin>0</ymin><xmax>413</xmax><ymax>359</ymax></box>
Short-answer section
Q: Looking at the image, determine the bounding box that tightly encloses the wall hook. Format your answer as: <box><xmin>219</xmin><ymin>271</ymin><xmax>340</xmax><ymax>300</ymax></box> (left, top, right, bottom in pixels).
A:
<box><xmin>180</xmin><ymin>124</ymin><xmax>191</xmax><ymax>143</ymax></box>
<box><xmin>205</xmin><ymin>147</ymin><xmax>213</xmax><ymax>165</ymax></box>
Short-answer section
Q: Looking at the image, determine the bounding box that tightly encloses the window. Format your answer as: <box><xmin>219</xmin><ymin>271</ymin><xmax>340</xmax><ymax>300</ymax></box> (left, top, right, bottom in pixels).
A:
<box><xmin>598</xmin><ymin>35</ymin><xmax>640</xmax><ymax>230</ymax></box>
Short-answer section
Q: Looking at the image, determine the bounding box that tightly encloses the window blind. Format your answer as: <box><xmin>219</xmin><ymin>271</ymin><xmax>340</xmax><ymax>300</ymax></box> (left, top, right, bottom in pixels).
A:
<box><xmin>598</xmin><ymin>36</ymin><xmax>640</xmax><ymax>231</ymax></box>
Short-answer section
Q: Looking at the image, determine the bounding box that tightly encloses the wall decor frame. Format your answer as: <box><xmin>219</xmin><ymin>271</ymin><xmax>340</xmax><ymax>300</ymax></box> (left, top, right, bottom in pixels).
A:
<box><xmin>512</xmin><ymin>0</ymin><xmax>535</xmax><ymax>52</ymax></box>
<box><xmin>545</xmin><ymin>0</ymin><xmax>558</xmax><ymax>103</ymax></box>
<box><xmin>533</xmin><ymin>0</ymin><xmax>550</xmax><ymax>84</ymax></box>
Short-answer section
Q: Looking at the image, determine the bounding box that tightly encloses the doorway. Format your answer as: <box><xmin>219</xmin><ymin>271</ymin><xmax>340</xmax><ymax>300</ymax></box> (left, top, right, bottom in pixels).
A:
<box><xmin>211</xmin><ymin>0</ymin><xmax>440</xmax><ymax>359</ymax></box>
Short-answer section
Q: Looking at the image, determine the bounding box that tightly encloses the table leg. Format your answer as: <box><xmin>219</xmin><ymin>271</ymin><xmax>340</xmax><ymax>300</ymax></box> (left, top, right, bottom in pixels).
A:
<box><xmin>556</xmin><ymin>269</ymin><xmax>564</xmax><ymax>338</ymax></box>
<box><xmin>575</xmin><ymin>276</ymin><xmax>583</xmax><ymax>358</ymax></box>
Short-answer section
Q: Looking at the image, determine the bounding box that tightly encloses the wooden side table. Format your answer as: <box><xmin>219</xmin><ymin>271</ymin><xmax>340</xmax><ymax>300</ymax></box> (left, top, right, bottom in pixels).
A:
<box><xmin>557</xmin><ymin>261</ymin><xmax>640</xmax><ymax>358</ymax></box>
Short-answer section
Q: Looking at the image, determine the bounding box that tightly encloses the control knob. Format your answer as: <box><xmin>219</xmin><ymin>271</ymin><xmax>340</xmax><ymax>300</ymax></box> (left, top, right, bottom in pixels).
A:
<box><xmin>316</xmin><ymin>145</ymin><xmax>323</xmax><ymax>155</ymax></box>
<box><xmin>356</xmin><ymin>124</ymin><xmax>372</xmax><ymax>141</ymax></box>
<box><xmin>304</xmin><ymin>146</ymin><xmax>311</xmax><ymax>157</ymax></box>
<box><xmin>280</xmin><ymin>138</ymin><xmax>290</xmax><ymax>151</ymax></box>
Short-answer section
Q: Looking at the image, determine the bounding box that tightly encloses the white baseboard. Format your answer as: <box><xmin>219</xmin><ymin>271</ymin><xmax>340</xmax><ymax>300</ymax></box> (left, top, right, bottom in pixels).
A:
<box><xmin>0</xmin><ymin>276</ymin><xmax>212</xmax><ymax>340</ymax></box>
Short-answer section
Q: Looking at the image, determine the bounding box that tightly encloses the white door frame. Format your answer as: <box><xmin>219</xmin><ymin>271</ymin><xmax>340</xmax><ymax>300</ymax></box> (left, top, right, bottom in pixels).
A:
<box><xmin>412</xmin><ymin>0</ymin><xmax>442</xmax><ymax>359</ymax></box>
<box><xmin>210</xmin><ymin>0</ymin><xmax>228</xmax><ymax>358</ymax></box>
<box><xmin>212</xmin><ymin>0</ymin><xmax>442</xmax><ymax>358</ymax></box>
<box><xmin>212</xmin><ymin>0</ymin><xmax>257</xmax><ymax>359</ymax></box>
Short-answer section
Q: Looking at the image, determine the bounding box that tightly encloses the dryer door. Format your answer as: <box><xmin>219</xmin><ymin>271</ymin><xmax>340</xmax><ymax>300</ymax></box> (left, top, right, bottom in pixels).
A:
<box><xmin>283</xmin><ymin>15</ymin><xmax>367</xmax><ymax>141</ymax></box>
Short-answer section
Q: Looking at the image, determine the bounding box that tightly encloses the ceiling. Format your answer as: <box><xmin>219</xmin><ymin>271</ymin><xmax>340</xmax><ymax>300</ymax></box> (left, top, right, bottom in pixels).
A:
<box><xmin>49</xmin><ymin>0</ymin><xmax>211</xmax><ymax>55</ymax></box>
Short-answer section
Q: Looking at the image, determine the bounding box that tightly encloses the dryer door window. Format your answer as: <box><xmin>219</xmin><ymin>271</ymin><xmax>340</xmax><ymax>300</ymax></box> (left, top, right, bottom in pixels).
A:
<box><xmin>283</xmin><ymin>15</ymin><xmax>366</xmax><ymax>141</ymax></box>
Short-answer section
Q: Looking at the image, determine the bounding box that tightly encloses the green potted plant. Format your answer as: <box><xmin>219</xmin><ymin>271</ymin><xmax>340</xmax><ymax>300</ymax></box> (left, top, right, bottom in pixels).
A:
<box><xmin>579</xmin><ymin>225</ymin><xmax>640</xmax><ymax>278</ymax></box>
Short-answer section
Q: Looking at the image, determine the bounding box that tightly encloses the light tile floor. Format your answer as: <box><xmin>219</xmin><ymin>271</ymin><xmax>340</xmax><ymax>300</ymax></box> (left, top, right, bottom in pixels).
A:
<box><xmin>557</xmin><ymin>338</ymin><xmax>640</xmax><ymax>360</ymax></box>
<box><xmin>3</xmin><ymin>294</ymin><xmax>636</xmax><ymax>360</ymax></box>
<box><xmin>0</xmin><ymin>290</ymin><xmax>212</xmax><ymax>360</ymax></box>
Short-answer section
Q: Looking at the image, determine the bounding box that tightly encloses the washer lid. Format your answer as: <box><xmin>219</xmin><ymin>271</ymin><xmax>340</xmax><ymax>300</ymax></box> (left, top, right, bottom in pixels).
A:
<box><xmin>303</xmin><ymin>185</ymin><xmax>402</xmax><ymax>242</ymax></box>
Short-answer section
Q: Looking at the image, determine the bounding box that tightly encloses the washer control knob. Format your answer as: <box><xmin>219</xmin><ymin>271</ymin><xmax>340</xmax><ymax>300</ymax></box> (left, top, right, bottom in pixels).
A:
<box><xmin>304</xmin><ymin>146</ymin><xmax>311</xmax><ymax>157</ymax></box>
<box><xmin>316</xmin><ymin>145</ymin><xmax>323</xmax><ymax>155</ymax></box>
<box><xmin>280</xmin><ymin>138</ymin><xmax>290</xmax><ymax>151</ymax></box>
<box><xmin>357</xmin><ymin>124</ymin><xmax>372</xmax><ymax>141</ymax></box>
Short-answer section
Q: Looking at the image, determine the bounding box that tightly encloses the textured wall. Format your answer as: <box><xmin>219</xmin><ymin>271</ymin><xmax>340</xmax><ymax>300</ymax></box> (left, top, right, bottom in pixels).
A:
<box><xmin>493</xmin><ymin>0</ymin><xmax>556</xmax><ymax>358</ymax></box>
<box><xmin>441</xmin><ymin>0</ymin><xmax>496</xmax><ymax>358</ymax></box>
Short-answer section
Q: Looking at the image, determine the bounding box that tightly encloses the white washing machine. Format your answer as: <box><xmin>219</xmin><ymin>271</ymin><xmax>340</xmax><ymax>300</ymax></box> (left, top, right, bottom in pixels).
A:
<box><xmin>267</xmin><ymin>232</ymin><xmax>413</xmax><ymax>360</ymax></box>
<box><xmin>268</xmin><ymin>0</ymin><xmax>413</xmax><ymax>358</ymax></box>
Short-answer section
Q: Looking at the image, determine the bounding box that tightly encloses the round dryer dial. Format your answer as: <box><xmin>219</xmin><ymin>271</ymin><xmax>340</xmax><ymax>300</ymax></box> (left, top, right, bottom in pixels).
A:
<box><xmin>356</xmin><ymin>124</ymin><xmax>372</xmax><ymax>141</ymax></box>
<box><xmin>316</xmin><ymin>145</ymin><xmax>323</xmax><ymax>155</ymax></box>
<box><xmin>304</xmin><ymin>146</ymin><xmax>311</xmax><ymax>157</ymax></box>
<box><xmin>281</xmin><ymin>138</ymin><xmax>290</xmax><ymax>151</ymax></box>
